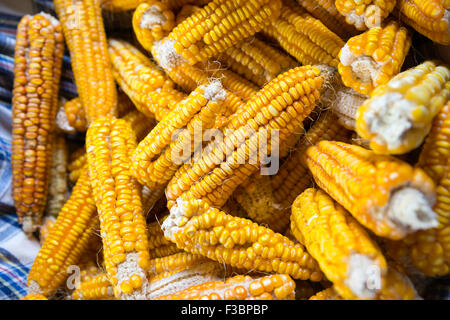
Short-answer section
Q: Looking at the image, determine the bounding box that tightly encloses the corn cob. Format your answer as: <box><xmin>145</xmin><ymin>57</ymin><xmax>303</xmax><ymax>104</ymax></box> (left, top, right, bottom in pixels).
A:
<box><xmin>356</xmin><ymin>60</ymin><xmax>450</xmax><ymax>155</ymax></box>
<box><xmin>27</xmin><ymin>170</ymin><xmax>98</xmax><ymax>297</ymax></box>
<box><xmin>54</xmin><ymin>0</ymin><xmax>118</xmax><ymax>123</ymax></box>
<box><xmin>335</xmin><ymin>0</ymin><xmax>396</xmax><ymax>30</ymax></box>
<box><xmin>12</xmin><ymin>14</ymin><xmax>64</xmax><ymax>235</ymax></box>
<box><xmin>291</xmin><ymin>188</ymin><xmax>388</xmax><ymax>299</ymax></box>
<box><xmin>216</xmin><ymin>37</ymin><xmax>298</xmax><ymax>87</ymax></box>
<box><xmin>55</xmin><ymin>98</ymin><xmax>77</xmax><ymax>135</ymax></box>
<box><xmin>86</xmin><ymin>117</ymin><xmax>150</xmax><ymax>299</ymax></box>
<box><xmin>295</xmin><ymin>0</ymin><xmax>358</xmax><ymax>39</ymax></box>
<box><xmin>131</xmin><ymin>80</ymin><xmax>224</xmax><ymax>191</ymax></box>
<box><xmin>417</xmin><ymin>101</ymin><xmax>450</xmax><ymax>183</ymax></box>
<box><xmin>44</xmin><ymin>134</ymin><xmax>68</xmax><ymax>220</ymax></box>
<box><xmin>21</xmin><ymin>294</ymin><xmax>48</xmax><ymax>300</ymax></box>
<box><xmin>398</xmin><ymin>0</ymin><xmax>450</xmax><ymax>45</ymax></box>
<box><xmin>157</xmin><ymin>273</ymin><xmax>296</xmax><ymax>300</ymax></box>
<box><xmin>397</xmin><ymin>105</ymin><xmax>450</xmax><ymax>276</ymax></box>
<box><xmin>147</xmin><ymin>218</ymin><xmax>182</xmax><ymax>259</ymax></box>
<box><xmin>165</xmin><ymin>65</ymin><xmax>327</xmax><ymax>207</ymax></box>
<box><xmin>162</xmin><ymin>195</ymin><xmax>323</xmax><ymax>281</ymax></box>
<box><xmin>338</xmin><ymin>20</ymin><xmax>412</xmax><ymax>95</ymax></box>
<box><xmin>305</xmin><ymin>140</ymin><xmax>438</xmax><ymax>240</ymax></box>
<box><xmin>154</xmin><ymin>0</ymin><xmax>282</xmax><ymax>67</ymax></box>
<box><xmin>175</xmin><ymin>4</ymin><xmax>202</xmax><ymax>24</ymax></box>
<box><xmin>108</xmin><ymin>38</ymin><xmax>185</xmax><ymax>121</ymax></box>
<box><xmin>272</xmin><ymin>111</ymin><xmax>350</xmax><ymax>205</ymax></box>
<box><xmin>262</xmin><ymin>1</ymin><xmax>344</xmax><ymax>67</ymax></box>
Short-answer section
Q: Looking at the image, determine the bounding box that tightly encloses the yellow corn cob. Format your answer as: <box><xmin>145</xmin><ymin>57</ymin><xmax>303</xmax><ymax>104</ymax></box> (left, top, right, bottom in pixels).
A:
<box><xmin>108</xmin><ymin>39</ymin><xmax>185</xmax><ymax>121</ymax></box>
<box><xmin>27</xmin><ymin>170</ymin><xmax>98</xmax><ymax>297</ymax></box>
<box><xmin>417</xmin><ymin>101</ymin><xmax>450</xmax><ymax>183</ymax></box>
<box><xmin>398</xmin><ymin>0</ymin><xmax>450</xmax><ymax>45</ymax></box>
<box><xmin>43</xmin><ymin>134</ymin><xmax>68</xmax><ymax>227</ymax></box>
<box><xmin>12</xmin><ymin>14</ymin><xmax>64</xmax><ymax>235</ymax></box>
<box><xmin>295</xmin><ymin>0</ymin><xmax>358</xmax><ymax>38</ymax></box>
<box><xmin>157</xmin><ymin>0</ymin><xmax>282</xmax><ymax>66</ymax></box>
<box><xmin>338</xmin><ymin>20</ymin><xmax>412</xmax><ymax>95</ymax></box>
<box><xmin>21</xmin><ymin>294</ymin><xmax>48</xmax><ymax>300</ymax></box>
<box><xmin>305</xmin><ymin>140</ymin><xmax>438</xmax><ymax>240</ymax></box>
<box><xmin>397</xmin><ymin>104</ymin><xmax>450</xmax><ymax>276</ymax></box>
<box><xmin>328</xmin><ymin>87</ymin><xmax>368</xmax><ymax>130</ymax></box>
<box><xmin>263</xmin><ymin>1</ymin><xmax>344</xmax><ymax>67</ymax></box>
<box><xmin>309</xmin><ymin>287</ymin><xmax>344</xmax><ymax>300</ymax></box>
<box><xmin>356</xmin><ymin>60</ymin><xmax>450</xmax><ymax>155</ymax></box>
<box><xmin>86</xmin><ymin>117</ymin><xmax>150</xmax><ymax>299</ymax></box>
<box><xmin>335</xmin><ymin>0</ymin><xmax>396</xmax><ymax>30</ymax></box>
<box><xmin>271</xmin><ymin>111</ymin><xmax>350</xmax><ymax>226</ymax></box>
<box><xmin>131</xmin><ymin>80</ymin><xmax>224</xmax><ymax>192</ymax></box>
<box><xmin>54</xmin><ymin>0</ymin><xmax>118</xmax><ymax>123</ymax></box>
<box><xmin>217</xmin><ymin>37</ymin><xmax>298</xmax><ymax>87</ymax></box>
<box><xmin>291</xmin><ymin>188</ymin><xmax>388</xmax><ymax>299</ymax></box>
<box><xmin>234</xmin><ymin>173</ymin><xmax>286</xmax><ymax>233</ymax></box>
<box><xmin>309</xmin><ymin>264</ymin><xmax>420</xmax><ymax>300</ymax></box>
<box><xmin>165</xmin><ymin>65</ymin><xmax>327</xmax><ymax>207</ymax></box>
<box><xmin>147</xmin><ymin>217</ymin><xmax>182</xmax><ymax>259</ymax></box>
<box><xmin>162</xmin><ymin>195</ymin><xmax>323</xmax><ymax>281</ymax></box>
<box><xmin>157</xmin><ymin>273</ymin><xmax>296</xmax><ymax>300</ymax></box>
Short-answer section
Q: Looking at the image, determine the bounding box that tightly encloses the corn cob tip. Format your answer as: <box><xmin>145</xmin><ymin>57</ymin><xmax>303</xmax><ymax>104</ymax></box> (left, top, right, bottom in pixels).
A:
<box><xmin>345</xmin><ymin>253</ymin><xmax>383</xmax><ymax>299</ymax></box>
<box><xmin>340</xmin><ymin>44</ymin><xmax>378</xmax><ymax>88</ymax></box>
<box><xmin>357</xmin><ymin>91</ymin><xmax>432</xmax><ymax>153</ymax></box>
<box><xmin>202</xmin><ymin>79</ymin><xmax>226</xmax><ymax>102</ymax></box>
<box><xmin>36</xmin><ymin>11</ymin><xmax>60</xmax><ymax>26</ymax></box>
<box><xmin>153</xmin><ymin>39</ymin><xmax>186</xmax><ymax>71</ymax></box>
<box><xmin>384</xmin><ymin>187</ymin><xmax>438</xmax><ymax>232</ymax></box>
<box><xmin>161</xmin><ymin>197</ymin><xmax>188</xmax><ymax>242</ymax></box>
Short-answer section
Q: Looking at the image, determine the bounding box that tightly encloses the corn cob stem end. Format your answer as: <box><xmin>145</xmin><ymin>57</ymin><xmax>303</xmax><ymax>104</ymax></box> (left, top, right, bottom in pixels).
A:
<box><xmin>345</xmin><ymin>253</ymin><xmax>382</xmax><ymax>299</ymax></box>
<box><xmin>140</xmin><ymin>4</ymin><xmax>168</xmax><ymax>30</ymax></box>
<box><xmin>385</xmin><ymin>187</ymin><xmax>438</xmax><ymax>232</ymax></box>
<box><xmin>153</xmin><ymin>39</ymin><xmax>185</xmax><ymax>71</ymax></box>
<box><xmin>357</xmin><ymin>92</ymin><xmax>421</xmax><ymax>152</ymax></box>
<box><xmin>340</xmin><ymin>44</ymin><xmax>379</xmax><ymax>88</ymax></box>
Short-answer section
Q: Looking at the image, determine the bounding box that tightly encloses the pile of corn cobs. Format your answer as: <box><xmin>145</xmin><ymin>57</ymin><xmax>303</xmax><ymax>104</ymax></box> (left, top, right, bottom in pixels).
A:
<box><xmin>14</xmin><ymin>0</ymin><xmax>450</xmax><ymax>300</ymax></box>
